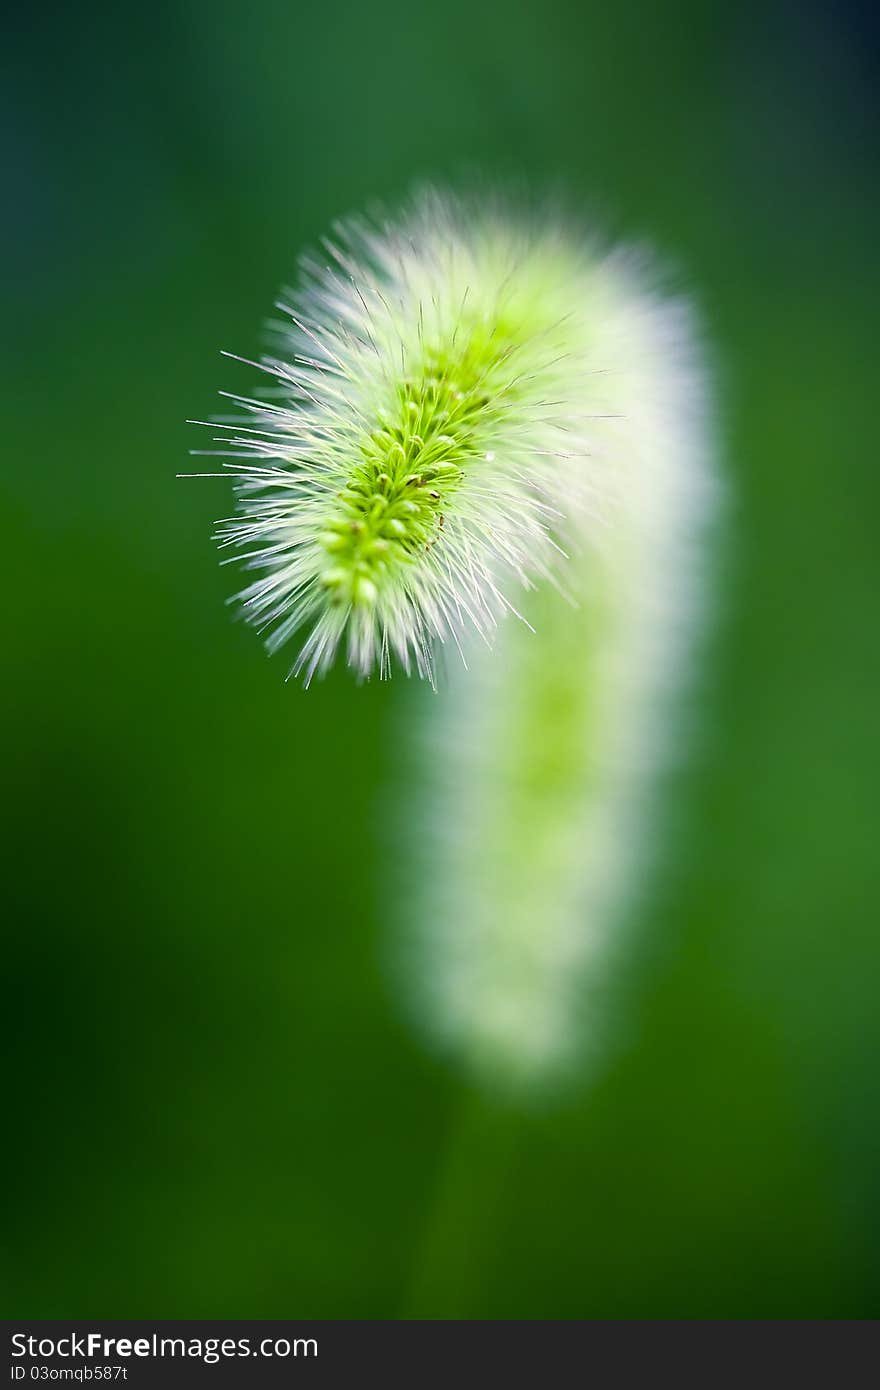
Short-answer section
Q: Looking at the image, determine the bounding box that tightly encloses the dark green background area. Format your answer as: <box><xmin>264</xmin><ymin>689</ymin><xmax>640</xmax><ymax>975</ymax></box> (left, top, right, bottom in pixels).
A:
<box><xmin>2</xmin><ymin>0</ymin><xmax>877</xmax><ymax>1317</ymax></box>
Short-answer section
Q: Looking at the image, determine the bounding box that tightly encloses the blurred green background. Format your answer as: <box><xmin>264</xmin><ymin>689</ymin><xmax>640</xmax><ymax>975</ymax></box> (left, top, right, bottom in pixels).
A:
<box><xmin>2</xmin><ymin>0</ymin><xmax>878</xmax><ymax>1318</ymax></box>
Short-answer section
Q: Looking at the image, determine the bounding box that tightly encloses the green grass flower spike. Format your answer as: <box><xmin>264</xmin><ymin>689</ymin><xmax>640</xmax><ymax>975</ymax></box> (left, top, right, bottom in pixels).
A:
<box><xmin>197</xmin><ymin>190</ymin><xmax>650</xmax><ymax>684</ymax></box>
<box><xmin>193</xmin><ymin>186</ymin><xmax>718</xmax><ymax>1087</ymax></box>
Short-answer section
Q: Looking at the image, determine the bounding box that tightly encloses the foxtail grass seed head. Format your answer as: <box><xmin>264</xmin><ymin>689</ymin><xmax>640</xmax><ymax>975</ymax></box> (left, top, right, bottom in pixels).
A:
<box><xmin>192</xmin><ymin>188</ymin><xmax>718</xmax><ymax>1086</ymax></box>
<box><xmin>193</xmin><ymin>190</ymin><xmax>662</xmax><ymax>683</ymax></box>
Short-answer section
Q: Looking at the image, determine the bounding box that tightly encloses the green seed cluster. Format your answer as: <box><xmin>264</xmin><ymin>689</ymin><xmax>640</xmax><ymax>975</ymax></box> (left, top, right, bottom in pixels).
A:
<box><xmin>319</xmin><ymin>333</ymin><xmax>505</xmax><ymax>606</ymax></box>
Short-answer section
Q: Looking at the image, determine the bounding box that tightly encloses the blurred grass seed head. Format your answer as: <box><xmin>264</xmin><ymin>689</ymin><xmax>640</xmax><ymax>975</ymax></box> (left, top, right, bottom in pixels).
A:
<box><xmin>190</xmin><ymin>187</ymin><xmax>717</xmax><ymax>1086</ymax></box>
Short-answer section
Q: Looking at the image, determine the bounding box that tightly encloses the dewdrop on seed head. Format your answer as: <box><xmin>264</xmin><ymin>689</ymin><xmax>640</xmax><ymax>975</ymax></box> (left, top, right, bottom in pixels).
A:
<box><xmin>193</xmin><ymin>188</ymin><xmax>718</xmax><ymax>1087</ymax></box>
<box><xmin>196</xmin><ymin>191</ymin><xmax>633</xmax><ymax>683</ymax></box>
